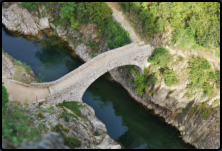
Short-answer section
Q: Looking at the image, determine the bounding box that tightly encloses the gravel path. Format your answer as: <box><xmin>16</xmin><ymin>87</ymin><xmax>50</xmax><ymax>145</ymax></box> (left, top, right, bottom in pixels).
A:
<box><xmin>2</xmin><ymin>77</ymin><xmax>50</xmax><ymax>104</ymax></box>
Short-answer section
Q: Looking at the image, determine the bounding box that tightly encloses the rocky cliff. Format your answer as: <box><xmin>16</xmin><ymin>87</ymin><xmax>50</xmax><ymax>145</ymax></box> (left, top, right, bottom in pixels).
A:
<box><xmin>2</xmin><ymin>2</ymin><xmax>220</xmax><ymax>149</ymax></box>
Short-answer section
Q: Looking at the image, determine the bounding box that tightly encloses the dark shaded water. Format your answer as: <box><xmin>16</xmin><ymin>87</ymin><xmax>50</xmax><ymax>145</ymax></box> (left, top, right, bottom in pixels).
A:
<box><xmin>2</xmin><ymin>25</ymin><xmax>195</xmax><ymax>149</ymax></box>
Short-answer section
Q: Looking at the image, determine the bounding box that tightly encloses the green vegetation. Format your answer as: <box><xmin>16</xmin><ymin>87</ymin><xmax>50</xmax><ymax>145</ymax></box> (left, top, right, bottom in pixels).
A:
<box><xmin>2</xmin><ymin>102</ymin><xmax>47</xmax><ymax>145</ymax></box>
<box><xmin>178</xmin><ymin>108</ymin><xmax>183</xmax><ymax>114</ymax></box>
<box><xmin>133</xmin><ymin>74</ymin><xmax>148</xmax><ymax>96</ymax></box>
<box><xmin>201</xmin><ymin>110</ymin><xmax>210</xmax><ymax>120</ymax></box>
<box><xmin>189</xmin><ymin>102</ymin><xmax>215</xmax><ymax>120</ymax></box>
<box><xmin>21</xmin><ymin>2</ymin><xmax>42</xmax><ymax>12</ymax></box>
<box><xmin>37</xmin><ymin>73</ymin><xmax>45</xmax><ymax>83</ymax></box>
<box><xmin>94</xmin><ymin>131</ymin><xmax>100</xmax><ymax>136</ymax></box>
<box><xmin>147</xmin><ymin>71</ymin><xmax>159</xmax><ymax>86</ymax></box>
<box><xmin>185</xmin><ymin>92</ymin><xmax>194</xmax><ymax>99</ymax></box>
<box><xmin>39</xmin><ymin>2</ymin><xmax>131</xmax><ymax>49</ymax></box>
<box><xmin>2</xmin><ymin>83</ymin><xmax>9</xmax><ymax>115</ymax></box>
<box><xmin>38</xmin><ymin>102</ymin><xmax>44</xmax><ymax>106</ymax></box>
<box><xmin>2</xmin><ymin>48</ymin><xmax>4</xmax><ymax>52</ymax></box>
<box><xmin>13</xmin><ymin>60</ymin><xmax>32</xmax><ymax>75</ymax></box>
<box><xmin>58</xmin><ymin>100</ymin><xmax>83</xmax><ymax>117</ymax></box>
<box><xmin>187</xmin><ymin>57</ymin><xmax>219</xmax><ymax>99</ymax></box>
<box><xmin>37</xmin><ymin>113</ymin><xmax>45</xmax><ymax>119</ymax></box>
<box><xmin>16</xmin><ymin>24</ymin><xmax>20</xmax><ymax>28</ymax></box>
<box><xmin>52</xmin><ymin>123</ymin><xmax>81</xmax><ymax>148</ymax></box>
<box><xmin>148</xmin><ymin>47</ymin><xmax>172</xmax><ymax>68</ymax></box>
<box><xmin>213</xmin><ymin>99</ymin><xmax>220</xmax><ymax>105</ymax></box>
<box><xmin>119</xmin><ymin>2</ymin><xmax>220</xmax><ymax>49</ymax></box>
<box><xmin>163</xmin><ymin>69</ymin><xmax>179</xmax><ymax>87</ymax></box>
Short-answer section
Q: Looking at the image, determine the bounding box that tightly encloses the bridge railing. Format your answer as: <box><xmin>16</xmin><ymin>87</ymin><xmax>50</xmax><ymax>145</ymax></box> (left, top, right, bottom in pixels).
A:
<box><xmin>29</xmin><ymin>43</ymin><xmax>137</xmax><ymax>88</ymax></box>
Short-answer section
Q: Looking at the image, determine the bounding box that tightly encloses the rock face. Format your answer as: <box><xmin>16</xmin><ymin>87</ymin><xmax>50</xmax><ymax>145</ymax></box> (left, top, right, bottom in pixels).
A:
<box><xmin>2</xmin><ymin>2</ymin><xmax>220</xmax><ymax>149</ymax></box>
<box><xmin>2</xmin><ymin>52</ymin><xmax>36</xmax><ymax>83</ymax></box>
<box><xmin>17</xmin><ymin>132</ymin><xmax>69</xmax><ymax>149</ymax></box>
<box><xmin>2</xmin><ymin>2</ymin><xmax>49</xmax><ymax>36</ymax></box>
<box><xmin>26</xmin><ymin>103</ymin><xmax>120</xmax><ymax>149</ymax></box>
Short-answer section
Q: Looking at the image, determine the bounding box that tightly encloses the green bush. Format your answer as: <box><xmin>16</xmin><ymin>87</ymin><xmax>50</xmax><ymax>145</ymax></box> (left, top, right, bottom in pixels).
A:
<box><xmin>163</xmin><ymin>69</ymin><xmax>179</xmax><ymax>87</ymax></box>
<box><xmin>213</xmin><ymin>99</ymin><xmax>220</xmax><ymax>105</ymax></box>
<box><xmin>178</xmin><ymin>108</ymin><xmax>183</xmax><ymax>113</ymax></box>
<box><xmin>64</xmin><ymin>136</ymin><xmax>81</xmax><ymax>148</ymax></box>
<box><xmin>21</xmin><ymin>2</ymin><xmax>41</xmax><ymax>12</ymax></box>
<box><xmin>119</xmin><ymin>2</ymin><xmax>220</xmax><ymax>49</ymax></box>
<box><xmin>52</xmin><ymin>123</ymin><xmax>81</xmax><ymax>148</ymax></box>
<box><xmin>201</xmin><ymin>111</ymin><xmax>210</xmax><ymax>120</ymax></box>
<box><xmin>37</xmin><ymin>113</ymin><xmax>45</xmax><ymax>119</ymax></box>
<box><xmin>133</xmin><ymin>74</ymin><xmax>148</xmax><ymax>96</ymax></box>
<box><xmin>2</xmin><ymin>103</ymin><xmax>44</xmax><ymax>145</ymax></box>
<box><xmin>148</xmin><ymin>71</ymin><xmax>159</xmax><ymax>86</ymax></box>
<box><xmin>37</xmin><ymin>73</ymin><xmax>45</xmax><ymax>83</ymax></box>
<box><xmin>38</xmin><ymin>102</ymin><xmax>43</xmax><ymax>106</ymax></box>
<box><xmin>147</xmin><ymin>47</ymin><xmax>173</xmax><ymax>67</ymax></box>
<box><xmin>63</xmin><ymin>127</ymin><xmax>70</xmax><ymax>132</ymax></box>
<box><xmin>94</xmin><ymin>131</ymin><xmax>100</xmax><ymax>136</ymax></box>
<box><xmin>2</xmin><ymin>83</ymin><xmax>9</xmax><ymax>115</ymax></box>
<box><xmin>58</xmin><ymin>101</ymin><xmax>83</xmax><ymax>117</ymax></box>
<box><xmin>185</xmin><ymin>92</ymin><xmax>194</xmax><ymax>99</ymax></box>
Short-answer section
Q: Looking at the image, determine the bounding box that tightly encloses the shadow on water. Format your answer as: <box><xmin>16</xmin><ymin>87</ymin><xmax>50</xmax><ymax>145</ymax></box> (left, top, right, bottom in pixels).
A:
<box><xmin>2</xmin><ymin>24</ymin><xmax>195</xmax><ymax>149</ymax></box>
<box><xmin>83</xmin><ymin>73</ymin><xmax>195</xmax><ymax>149</ymax></box>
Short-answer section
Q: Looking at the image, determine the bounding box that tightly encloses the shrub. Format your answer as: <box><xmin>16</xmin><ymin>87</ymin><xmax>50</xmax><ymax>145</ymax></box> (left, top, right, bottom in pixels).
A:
<box><xmin>58</xmin><ymin>101</ymin><xmax>83</xmax><ymax>117</ymax></box>
<box><xmin>148</xmin><ymin>71</ymin><xmax>159</xmax><ymax>86</ymax></box>
<box><xmin>63</xmin><ymin>127</ymin><xmax>70</xmax><ymax>132</ymax></box>
<box><xmin>163</xmin><ymin>69</ymin><xmax>179</xmax><ymax>87</ymax></box>
<box><xmin>213</xmin><ymin>99</ymin><xmax>220</xmax><ymax>105</ymax></box>
<box><xmin>94</xmin><ymin>131</ymin><xmax>100</xmax><ymax>136</ymax></box>
<box><xmin>2</xmin><ymin>83</ymin><xmax>9</xmax><ymax>115</ymax></box>
<box><xmin>37</xmin><ymin>73</ymin><xmax>45</xmax><ymax>83</ymax></box>
<box><xmin>144</xmin><ymin>67</ymin><xmax>149</xmax><ymax>76</ymax></box>
<box><xmin>201</xmin><ymin>111</ymin><xmax>210</xmax><ymax>120</ymax></box>
<box><xmin>37</xmin><ymin>113</ymin><xmax>45</xmax><ymax>119</ymax></box>
<box><xmin>38</xmin><ymin>102</ymin><xmax>43</xmax><ymax>106</ymax></box>
<box><xmin>52</xmin><ymin>123</ymin><xmax>81</xmax><ymax>148</ymax></box>
<box><xmin>21</xmin><ymin>2</ymin><xmax>41</xmax><ymax>12</ymax></box>
<box><xmin>185</xmin><ymin>92</ymin><xmax>194</xmax><ymax>99</ymax></box>
<box><xmin>202</xmin><ymin>83</ymin><xmax>215</xmax><ymax>99</ymax></box>
<box><xmin>178</xmin><ymin>108</ymin><xmax>183</xmax><ymax>113</ymax></box>
<box><xmin>133</xmin><ymin>74</ymin><xmax>148</xmax><ymax>96</ymax></box>
<box><xmin>64</xmin><ymin>136</ymin><xmax>81</xmax><ymax>148</ymax></box>
<box><xmin>2</xmin><ymin>103</ymin><xmax>42</xmax><ymax>145</ymax></box>
<box><xmin>147</xmin><ymin>47</ymin><xmax>173</xmax><ymax>67</ymax></box>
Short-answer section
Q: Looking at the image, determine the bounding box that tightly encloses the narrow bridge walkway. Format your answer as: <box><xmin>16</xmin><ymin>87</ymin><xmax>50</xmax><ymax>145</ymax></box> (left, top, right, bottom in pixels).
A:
<box><xmin>50</xmin><ymin>43</ymin><xmax>139</xmax><ymax>94</ymax></box>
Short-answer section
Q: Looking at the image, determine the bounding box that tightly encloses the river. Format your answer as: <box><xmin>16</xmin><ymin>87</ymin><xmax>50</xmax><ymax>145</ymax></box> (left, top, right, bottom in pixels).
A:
<box><xmin>2</xmin><ymin>25</ymin><xmax>195</xmax><ymax>149</ymax></box>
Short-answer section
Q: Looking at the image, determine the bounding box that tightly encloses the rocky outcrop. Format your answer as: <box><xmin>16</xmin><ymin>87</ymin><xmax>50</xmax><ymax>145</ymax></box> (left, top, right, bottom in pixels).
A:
<box><xmin>108</xmin><ymin>66</ymin><xmax>220</xmax><ymax>149</ymax></box>
<box><xmin>25</xmin><ymin>103</ymin><xmax>120</xmax><ymax>149</ymax></box>
<box><xmin>2</xmin><ymin>2</ymin><xmax>50</xmax><ymax>36</ymax></box>
<box><xmin>16</xmin><ymin>132</ymin><xmax>69</xmax><ymax>149</ymax></box>
<box><xmin>2</xmin><ymin>52</ymin><xmax>36</xmax><ymax>83</ymax></box>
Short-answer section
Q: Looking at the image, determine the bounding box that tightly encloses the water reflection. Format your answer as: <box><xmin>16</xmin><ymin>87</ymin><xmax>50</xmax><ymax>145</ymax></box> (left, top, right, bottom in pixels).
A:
<box><xmin>83</xmin><ymin>75</ymin><xmax>195</xmax><ymax>149</ymax></box>
<box><xmin>2</xmin><ymin>25</ymin><xmax>82</xmax><ymax>82</ymax></box>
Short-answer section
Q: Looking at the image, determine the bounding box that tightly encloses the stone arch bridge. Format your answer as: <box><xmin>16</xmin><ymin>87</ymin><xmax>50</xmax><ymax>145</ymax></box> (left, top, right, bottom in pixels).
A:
<box><xmin>30</xmin><ymin>43</ymin><xmax>154</xmax><ymax>105</ymax></box>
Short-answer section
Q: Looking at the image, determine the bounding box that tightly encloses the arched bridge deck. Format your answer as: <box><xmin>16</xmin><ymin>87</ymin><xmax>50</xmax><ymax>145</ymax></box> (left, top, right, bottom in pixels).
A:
<box><xmin>30</xmin><ymin>43</ymin><xmax>154</xmax><ymax>105</ymax></box>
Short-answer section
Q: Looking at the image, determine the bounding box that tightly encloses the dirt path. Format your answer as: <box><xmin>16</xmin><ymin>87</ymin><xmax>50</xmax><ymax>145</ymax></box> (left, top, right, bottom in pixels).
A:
<box><xmin>2</xmin><ymin>77</ymin><xmax>50</xmax><ymax>104</ymax></box>
<box><xmin>106</xmin><ymin>2</ymin><xmax>142</xmax><ymax>44</ymax></box>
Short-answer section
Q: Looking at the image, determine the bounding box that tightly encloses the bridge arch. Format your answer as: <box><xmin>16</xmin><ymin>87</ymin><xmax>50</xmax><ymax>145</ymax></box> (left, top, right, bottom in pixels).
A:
<box><xmin>46</xmin><ymin>60</ymin><xmax>147</xmax><ymax>105</ymax></box>
<box><xmin>44</xmin><ymin>44</ymin><xmax>154</xmax><ymax>105</ymax></box>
